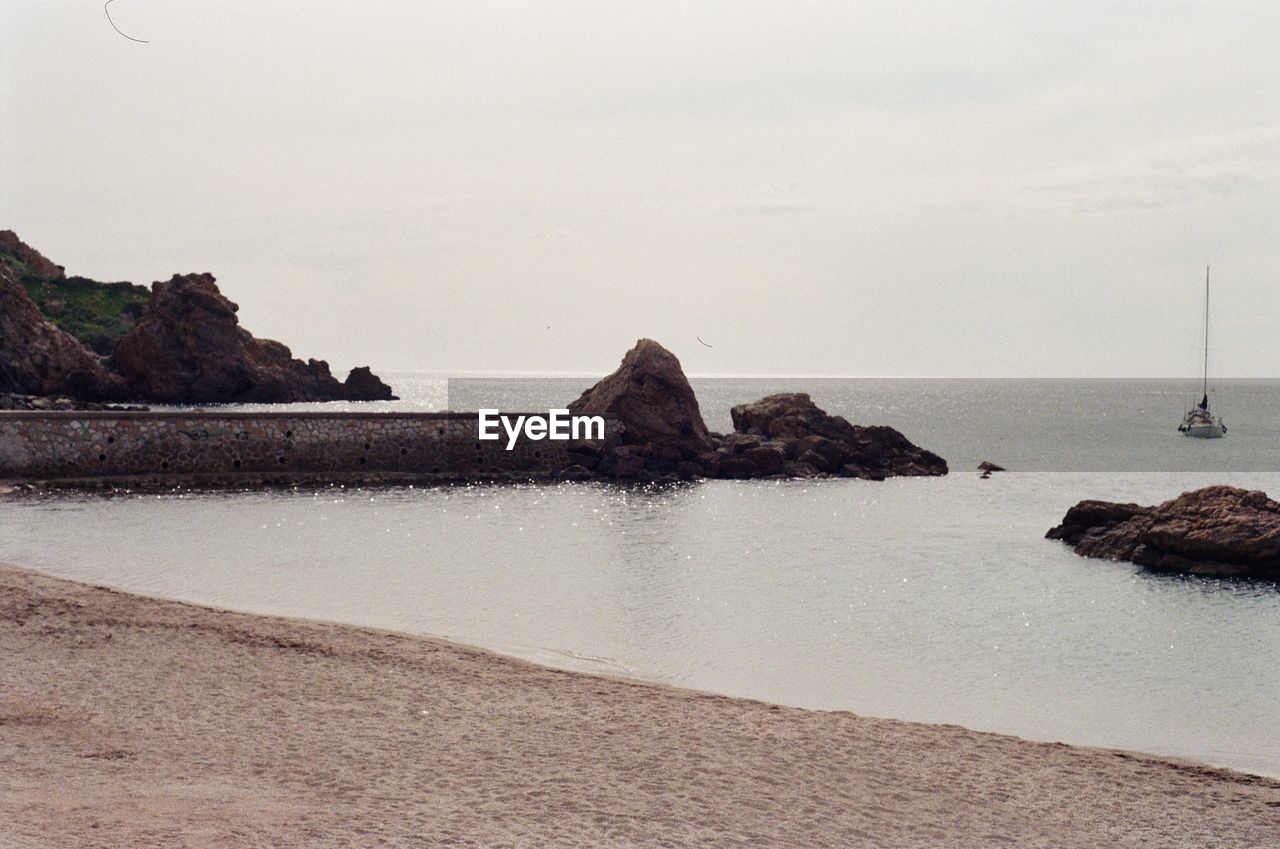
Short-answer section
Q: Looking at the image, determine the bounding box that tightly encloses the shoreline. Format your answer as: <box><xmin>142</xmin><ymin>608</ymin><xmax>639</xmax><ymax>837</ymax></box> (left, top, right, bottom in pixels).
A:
<box><xmin>3</xmin><ymin>561</ymin><xmax>1278</xmax><ymax>847</ymax></box>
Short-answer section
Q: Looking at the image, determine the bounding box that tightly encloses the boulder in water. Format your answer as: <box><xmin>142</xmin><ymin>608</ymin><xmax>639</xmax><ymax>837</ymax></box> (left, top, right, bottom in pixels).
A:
<box><xmin>1047</xmin><ymin>485</ymin><xmax>1280</xmax><ymax>580</ymax></box>
<box><xmin>727</xmin><ymin>393</ymin><xmax>948</xmax><ymax>479</ymax></box>
<box><xmin>344</xmin><ymin>366</ymin><xmax>398</xmax><ymax>401</ymax></box>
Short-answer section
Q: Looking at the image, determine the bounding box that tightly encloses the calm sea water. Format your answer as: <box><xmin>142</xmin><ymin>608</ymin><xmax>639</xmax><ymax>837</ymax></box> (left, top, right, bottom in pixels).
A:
<box><xmin>5</xmin><ymin>377</ymin><xmax>1279</xmax><ymax>776</ymax></box>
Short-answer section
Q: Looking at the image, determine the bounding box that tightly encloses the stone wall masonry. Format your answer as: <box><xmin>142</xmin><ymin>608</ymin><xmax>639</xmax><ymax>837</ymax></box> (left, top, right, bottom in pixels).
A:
<box><xmin>0</xmin><ymin>411</ymin><xmax>618</xmax><ymax>484</ymax></box>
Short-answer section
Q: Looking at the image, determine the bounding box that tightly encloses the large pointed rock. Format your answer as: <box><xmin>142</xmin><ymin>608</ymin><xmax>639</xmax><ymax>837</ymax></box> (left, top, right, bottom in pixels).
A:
<box><xmin>0</xmin><ymin>237</ymin><xmax>124</xmax><ymax>400</ymax></box>
<box><xmin>569</xmin><ymin>339</ymin><xmax>714</xmax><ymax>458</ymax></box>
<box><xmin>109</xmin><ymin>273</ymin><xmax>387</xmax><ymax>403</ymax></box>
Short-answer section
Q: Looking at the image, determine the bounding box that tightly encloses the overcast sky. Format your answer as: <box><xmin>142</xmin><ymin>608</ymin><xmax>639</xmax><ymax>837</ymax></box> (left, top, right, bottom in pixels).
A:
<box><xmin>4</xmin><ymin>1</ymin><xmax>1279</xmax><ymax>376</ymax></box>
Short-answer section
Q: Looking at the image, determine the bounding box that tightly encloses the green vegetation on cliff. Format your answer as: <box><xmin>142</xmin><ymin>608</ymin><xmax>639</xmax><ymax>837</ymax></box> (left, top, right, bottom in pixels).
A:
<box><xmin>18</xmin><ymin>277</ymin><xmax>149</xmax><ymax>355</ymax></box>
<box><xmin>0</xmin><ymin>240</ymin><xmax>149</xmax><ymax>355</ymax></box>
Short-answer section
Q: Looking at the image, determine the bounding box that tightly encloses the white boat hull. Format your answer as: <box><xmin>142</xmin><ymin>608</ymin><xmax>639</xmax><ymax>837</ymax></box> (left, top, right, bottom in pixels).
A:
<box><xmin>1184</xmin><ymin>423</ymin><xmax>1225</xmax><ymax>439</ymax></box>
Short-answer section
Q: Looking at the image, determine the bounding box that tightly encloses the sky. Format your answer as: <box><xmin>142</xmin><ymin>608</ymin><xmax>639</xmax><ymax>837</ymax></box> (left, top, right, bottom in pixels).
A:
<box><xmin>4</xmin><ymin>1</ymin><xmax>1280</xmax><ymax>377</ymax></box>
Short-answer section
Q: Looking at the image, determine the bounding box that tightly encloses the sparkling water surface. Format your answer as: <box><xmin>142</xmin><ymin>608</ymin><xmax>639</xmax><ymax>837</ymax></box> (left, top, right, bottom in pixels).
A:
<box><xmin>4</xmin><ymin>378</ymin><xmax>1279</xmax><ymax>776</ymax></box>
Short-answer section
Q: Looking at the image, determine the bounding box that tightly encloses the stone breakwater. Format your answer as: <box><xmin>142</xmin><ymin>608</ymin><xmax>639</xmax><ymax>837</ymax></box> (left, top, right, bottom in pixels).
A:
<box><xmin>0</xmin><ymin>339</ymin><xmax>950</xmax><ymax>487</ymax></box>
<box><xmin>0</xmin><ymin>411</ymin><xmax>617</xmax><ymax>485</ymax></box>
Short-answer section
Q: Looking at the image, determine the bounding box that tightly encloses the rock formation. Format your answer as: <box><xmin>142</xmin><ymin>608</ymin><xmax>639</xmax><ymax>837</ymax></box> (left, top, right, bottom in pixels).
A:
<box><xmin>2</xmin><ymin>232</ymin><xmax>395</xmax><ymax>405</ymax></box>
<box><xmin>1047</xmin><ymin>485</ymin><xmax>1280</xmax><ymax>580</ymax></box>
<box><xmin>1</xmin><ymin>230</ymin><xmax>150</xmax><ymax>356</ymax></box>
<box><xmin>109</xmin><ymin>273</ymin><xmax>394</xmax><ymax>404</ymax></box>
<box><xmin>0</xmin><ymin>230</ymin><xmax>64</xmax><ymax>279</ymax></box>
<box><xmin>720</xmin><ymin>393</ymin><xmax>948</xmax><ymax>479</ymax></box>
<box><xmin>567</xmin><ymin>339</ymin><xmax>714</xmax><ymax>478</ymax></box>
<box><xmin>344</xmin><ymin>366</ymin><xmax>398</xmax><ymax>402</ymax></box>
<box><xmin>0</xmin><ymin>247</ymin><xmax>125</xmax><ymax>400</ymax></box>
<box><xmin>565</xmin><ymin>341</ymin><xmax>948</xmax><ymax>482</ymax></box>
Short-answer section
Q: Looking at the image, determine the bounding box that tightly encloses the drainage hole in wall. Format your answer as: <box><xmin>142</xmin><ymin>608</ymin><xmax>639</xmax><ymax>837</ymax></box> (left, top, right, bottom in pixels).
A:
<box><xmin>400</xmin><ymin>447</ymin><xmax>408</xmax><ymax>455</ymax></box>
<box><xmin>534</xmin><ymin>450</ymin><xmax>542</xmax><ymax>458</ymax></box>
<box><xmin>278</xmin><ymin>456</ymin><xmax>286</xmax><ymax>464</ymax></box>
<box><xmin>106</xmin><ymin>436</ymin><xmax>115</xmax><ymax>444</ymax></box>
<box><xmin>285</xmin><ymin>430</ymin><xmax>293</xmax><ymax>438</ymax></box>
<box><xmin>161</xmin><ymin>461</ymin><xmax>169</xmax><ymax>470</ymax></box>
<box><xmin>232</xmin><ymin>459</ymin><xmax>242</xmax><ymax>469</ymax></box>
<box><xmin>358</xmin><ymin>457</ymin><xmax>367</xmax><ymax>465</ymax></box>
<box><xmin>363</xmin><ymin>443</ymin><xmax>371</xmax><ymax>451</ymax></box>
<box><xmin>431</xmin><ymin>466</ymin><xmax>441</xmax><ymax>474</ymax></box>
<box><xmin>98</xmin><ymin>453</ymin><xmax>106</xmax><ymax>462</ymax></box>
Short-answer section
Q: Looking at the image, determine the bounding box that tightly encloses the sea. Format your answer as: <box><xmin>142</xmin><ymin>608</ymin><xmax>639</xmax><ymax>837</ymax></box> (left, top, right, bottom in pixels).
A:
<box><xmin>3</xmin><ymin>376</ymin><xmax>1279</xmax><ymax>777</ymax></box>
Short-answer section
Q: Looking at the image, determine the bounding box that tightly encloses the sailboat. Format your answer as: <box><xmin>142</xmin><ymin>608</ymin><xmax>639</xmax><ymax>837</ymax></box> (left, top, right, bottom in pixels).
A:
<box><xmin>1177</xmin><ymin>266</ymin><xmax>1227</xmax><ymax>438</ymax></box>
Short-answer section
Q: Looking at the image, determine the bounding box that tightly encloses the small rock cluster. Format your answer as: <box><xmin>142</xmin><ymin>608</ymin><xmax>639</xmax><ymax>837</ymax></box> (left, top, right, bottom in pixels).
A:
<box><xmin>0</xmin><ymin>393</ymin><xmax>148</xmax><ymax>412</ymax></box>
<box><xmin>1047</xmin><ymin>485</ymin><xmax>1280</xmax><ymax>580</ymax></box>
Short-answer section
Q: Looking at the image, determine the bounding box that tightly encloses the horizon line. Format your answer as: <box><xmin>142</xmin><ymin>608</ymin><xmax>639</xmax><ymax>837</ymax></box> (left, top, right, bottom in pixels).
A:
<box><xmin>383</xmin><ymin>370</ymin><xmax>1280</xmax><ymax>381</ymax></box>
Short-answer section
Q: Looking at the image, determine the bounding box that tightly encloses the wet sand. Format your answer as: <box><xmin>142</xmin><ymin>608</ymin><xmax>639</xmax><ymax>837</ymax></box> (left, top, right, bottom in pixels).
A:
<box><xmin>2</xmin><ymin>561</ymin><xmax>1278</xmax><ymax>848</ymax></box>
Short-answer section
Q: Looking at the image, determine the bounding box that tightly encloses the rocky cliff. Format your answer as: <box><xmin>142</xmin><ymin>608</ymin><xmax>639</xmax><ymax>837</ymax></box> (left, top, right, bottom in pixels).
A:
<box><xmin>111</xmin><ymin>273</ymin><xmax>349</xmax><ymax>403</ymax></box>
<box><xmin>0</xmin><ymin>232</ymin><xmax>395</xmax><ymax>404</ymax></box>
<box><xmin>0</xmin><ymin>246</ymin><xmax>125</xmax><ymax>400</ymax></box>
<box><xmin>1</xmin><ymin>230</ymin><xmax>149</xmax><ymax>355</ymax></box>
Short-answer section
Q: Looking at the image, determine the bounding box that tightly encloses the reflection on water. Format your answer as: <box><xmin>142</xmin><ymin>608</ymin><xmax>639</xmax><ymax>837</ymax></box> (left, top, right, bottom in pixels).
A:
<box><xmin>4</xmin><ymin>471</ymin><xmax>1279</xmax><ymax>776</ymax></box>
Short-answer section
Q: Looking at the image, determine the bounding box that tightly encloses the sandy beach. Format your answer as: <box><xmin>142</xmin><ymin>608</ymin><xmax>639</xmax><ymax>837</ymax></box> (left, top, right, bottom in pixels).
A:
<box><xmin>2</xmin><ymin>562</ymin><xmax>1278</xmax><ymax>848</ymax></box>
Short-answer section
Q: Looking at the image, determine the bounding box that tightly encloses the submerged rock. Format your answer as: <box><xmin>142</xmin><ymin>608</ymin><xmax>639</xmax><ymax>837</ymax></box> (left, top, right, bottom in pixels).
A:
<box><xmin>1047</xmin><ymin>485</ymin><xmax>1280</xmax><ymax>580</ymax></box>
<box><xmin>110</xmin><ymin>273</ymin><xmax>394</xmax><ymax>404</ymax></box>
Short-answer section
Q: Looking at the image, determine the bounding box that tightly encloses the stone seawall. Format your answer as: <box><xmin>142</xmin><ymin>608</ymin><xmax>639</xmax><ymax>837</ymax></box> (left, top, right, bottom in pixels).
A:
<box><xmin>0</xmin><ymin>412</ymin><xmax>616</xmax><ymax>484</ymax></box>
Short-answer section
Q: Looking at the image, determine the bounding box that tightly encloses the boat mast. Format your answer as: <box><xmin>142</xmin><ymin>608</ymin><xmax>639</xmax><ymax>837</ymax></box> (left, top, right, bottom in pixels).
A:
<box><xmin>1203</xmin><ymin>265</ymin><xmax>1210</xmax><ymax>401</ymax></box>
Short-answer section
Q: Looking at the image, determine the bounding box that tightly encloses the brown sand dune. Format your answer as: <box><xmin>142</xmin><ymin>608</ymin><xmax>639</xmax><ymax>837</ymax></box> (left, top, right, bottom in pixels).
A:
<box><xmin>2</xmin><ymin>562</ymin><xmax>1277</xmax><ymax>848</ymax></box>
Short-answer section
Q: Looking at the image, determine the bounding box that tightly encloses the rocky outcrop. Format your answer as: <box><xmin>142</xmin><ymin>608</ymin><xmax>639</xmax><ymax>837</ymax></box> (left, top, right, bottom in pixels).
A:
<box><xmin>1</xmin><ymin>231</ymin><xmax>150</xmax><ymax>356</ymax></box>
<box><xmin>565</xmin><ymin>341</ymin><xmax>948</xmax><ymax>482</ymax></box>
<box><xmin>1047</xmin><ymin>486</ymin><xmax>1280</xmax><ymax>580</ymax></box>
<box><xmin>109</xmin><ymin>273</ymin><xmax>393</xmax><ymax>404</ymax></box>
<box><xmin>344</xmin><ymin>366</ymin><xmax>397</xmax><ymax>402</ymax></box>
<box><xmin>0</xmin><ymin>252</ymin><xmax>125</xmax><ymax>400</ymax></box>
<box><xmin>568</xmin><ymin>339</ymin><xmax>714</xmax><ymax>477</ymax></box>
<box><xmin>2</xmin><ymin>232</ymin><xmax>395</xmax><ymax>405</ymax></box>
<box><xmin>0</xmin><ymin>230</ymin><xmax>64</xmax><ymax>279</ymax></box>
<box><xmin>719</xmin><ymin>393</ymin><xmax>948</xmax><ymax>480</ymax></box>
